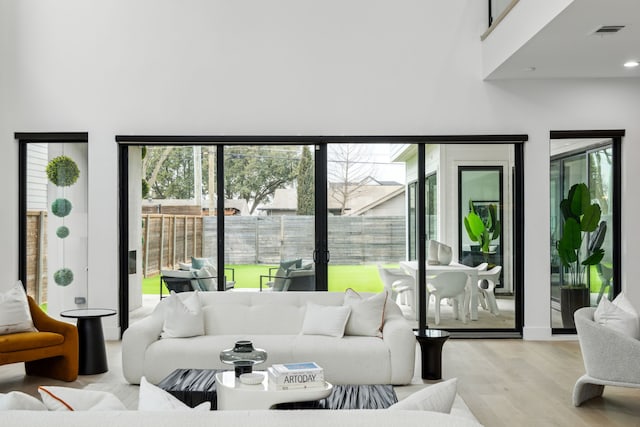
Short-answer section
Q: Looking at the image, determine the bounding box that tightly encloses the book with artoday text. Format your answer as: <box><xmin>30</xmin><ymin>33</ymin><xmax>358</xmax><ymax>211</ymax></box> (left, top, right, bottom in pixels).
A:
<box><xmin>268</xmin><ymin>362</ymin><xmax>324</xmax><ymax>388</ymax></box>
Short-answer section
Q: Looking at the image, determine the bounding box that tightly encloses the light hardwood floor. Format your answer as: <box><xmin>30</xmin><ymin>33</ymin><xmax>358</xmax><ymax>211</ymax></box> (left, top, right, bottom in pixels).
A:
<box><xmin>1</xmin><ymin>339</ymin><xmax>639</xmax><ymax>426</ymax></box>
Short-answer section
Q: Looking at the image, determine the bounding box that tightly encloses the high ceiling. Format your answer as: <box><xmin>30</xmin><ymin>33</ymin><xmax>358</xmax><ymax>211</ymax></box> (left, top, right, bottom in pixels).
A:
<box><xmin>487</xmin><ymin>0</ymin><xmax>640</xmax><ymax>79</ymax></box>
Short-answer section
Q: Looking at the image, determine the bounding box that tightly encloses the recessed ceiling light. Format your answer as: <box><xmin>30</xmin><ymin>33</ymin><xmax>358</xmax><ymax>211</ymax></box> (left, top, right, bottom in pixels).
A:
<box><xmin>623</xmin><ymin>60</ymin><xmax>639</xmax><ymax>68</ymax></box>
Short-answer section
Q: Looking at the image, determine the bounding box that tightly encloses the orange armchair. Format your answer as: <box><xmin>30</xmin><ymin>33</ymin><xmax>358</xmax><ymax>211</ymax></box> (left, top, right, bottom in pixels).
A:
<box><xmin>0</xmin><ymin>296</ymin><xmax>79</xmax><ymax>381</ymax></box>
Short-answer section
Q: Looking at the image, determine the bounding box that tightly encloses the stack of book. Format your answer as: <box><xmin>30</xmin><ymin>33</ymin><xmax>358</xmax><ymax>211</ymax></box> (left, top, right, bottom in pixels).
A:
<box><xmin>267</xmin><ymin>362</ymin><xmax>325</xmax><ymax>390</ymax></box>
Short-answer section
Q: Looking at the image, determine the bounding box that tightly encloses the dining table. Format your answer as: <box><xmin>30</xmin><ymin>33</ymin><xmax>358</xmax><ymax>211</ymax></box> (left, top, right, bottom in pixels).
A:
<box><xmin>399</xmin><ymin>260</ymin><xmax>480</xmax><ymax>322</ymax></box>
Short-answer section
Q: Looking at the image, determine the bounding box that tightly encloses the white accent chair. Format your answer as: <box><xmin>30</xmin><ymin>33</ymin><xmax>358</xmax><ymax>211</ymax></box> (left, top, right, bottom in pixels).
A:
<box><xmin>426</xmin><ymin>271</ymin><xmax>469</xmax><ymax>325</ymax></box>
<box><xmin>573</xmin><ymin>307</ymin><xmax>640</xmax><ymax>406</ymax></box>
<box><xmin>477</xmin><ymin>265</ymin><xmax>501</xmax><ymax>315</ymax></box>
<box><xmin>377</xmin><ymin>265</ymin><xmax>415</xmax><ymax>311</ymax></box>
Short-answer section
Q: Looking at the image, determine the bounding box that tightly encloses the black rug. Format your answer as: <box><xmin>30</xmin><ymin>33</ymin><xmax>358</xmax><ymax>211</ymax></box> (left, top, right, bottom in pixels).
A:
<box><xmin>158</xmin><ymin>368</ymin><xmax>397</xmax><ymax>410</ymax></box>
<box><xmin>274</xmin><ymin>384</ymin><xmax>397</xmax><ymax>410</ymax></box>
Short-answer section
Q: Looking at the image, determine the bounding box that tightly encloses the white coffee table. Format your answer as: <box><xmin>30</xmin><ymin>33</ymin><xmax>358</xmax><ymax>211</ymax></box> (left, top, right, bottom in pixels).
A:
<box><xmin>215</xmin><ymin>370</ymin><xmax>333</xmax><ymax>410</ymax></box>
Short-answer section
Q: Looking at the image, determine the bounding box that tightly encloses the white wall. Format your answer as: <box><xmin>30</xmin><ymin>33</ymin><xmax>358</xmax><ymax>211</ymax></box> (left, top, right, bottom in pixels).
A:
<box><xmin>482</xmin><ymin>0</ymin><xmax>574</xmax><ymax>78</ymax></box>
<box><xmin>1</xmin><ymin>0</ymin><xmax>639</xmax><ymax>340</ymax></box>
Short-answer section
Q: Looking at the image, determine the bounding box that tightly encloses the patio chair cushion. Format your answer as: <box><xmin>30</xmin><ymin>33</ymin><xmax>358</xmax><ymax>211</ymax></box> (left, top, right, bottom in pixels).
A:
<box><xmin>593</xmin><ymin>293</ymin><xmax>639</xmax><ymax>339</ymax></box>
<box><xmin>271</xmin><ymin>267</ymin><xmax>288</xmax><ymax>291</ymax></box>
<box><xmin>0</xmin><ymin>282</ymin><xmax>36</xmax><ymax>335</ymax></box>
<box><xmin>191</xmin><ymin>257</ymin><xmax>215</xmax><ymax>269</ymax></box>
<box><xmin>193</xmin><ymin>266</ymin><xmax>217</xmax><ymax>291</ymax></box>
<box><xmin>280</xmin><ymin>258</ymin><xmax>302</xmax><ymax>271</ymax></box>
<box><xmin>343</xmin><ymin>289</ymin><xmax>387</xmax><ymax>338</ymax></box>
<box><xmin>161</xmin><ymin>291</ymin><xmax>204</xmax><ymax>339</ymax></box>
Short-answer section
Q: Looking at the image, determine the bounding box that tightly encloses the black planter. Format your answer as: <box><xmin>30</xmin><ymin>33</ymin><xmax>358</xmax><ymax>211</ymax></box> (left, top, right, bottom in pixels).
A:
<box><xmin>560</xmin><ymin>287</ymin><xmax>590</xmax><ymax>328</ymax></box>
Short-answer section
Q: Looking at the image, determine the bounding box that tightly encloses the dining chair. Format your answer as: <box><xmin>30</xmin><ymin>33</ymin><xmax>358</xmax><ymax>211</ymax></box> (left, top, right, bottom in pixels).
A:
<box><xmin>477</xmin><ymin>265</ymin><xmax>502</xmax><ymax>315</ymax></box>
<box><xmin>377</xmin><ymin>265</ymin><xmax>415</xmax><ymax>310</ymax></box>
<box><xmin>426</xmin><ymin>271</ymin><xmax>469</xmax><ymax>325</ymax></box>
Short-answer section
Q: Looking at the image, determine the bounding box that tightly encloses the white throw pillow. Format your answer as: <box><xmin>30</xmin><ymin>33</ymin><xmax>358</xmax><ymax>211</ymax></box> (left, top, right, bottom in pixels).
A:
<box><xmin>193</xmin><ymin>265</ymin><xmax>217</xmax><ymax>291</ymax></box>
<box><xmin>301</xmin><ymin>302</ymin><xmax>351</xmax><ymax>338</ymax></box>
<box><xmin>138</xmin><ymin>377</ymin><xmax>210</xmax><ymax>411</ymax></box>
<box><xmin>160</xmin><ymin>291</ymin><xmax>205</xmax><ymax>338</ymax></box>
<box><xmin>38</xmin><ymin>386</ymin><xmax>127</xmax><ymax>411</ymax></box>
<box><xmin>178</xmin><ymin>262</ymin><xmax>192</xmax><ymax>271</ymax></box>
<box><xmin>0</xmin><ymin>281</ymin><xmax>36</xmax><ymax>335</ymax></box>
<box><xmin>388</xmin><ymin>378</ymin><xmax>458</xmax><ymax>413</ymax></box>
<box><xmin>343</xmin><ymin>288</ymin><xmax>387</xmax><ymax>337</ymax></box>
<box><xmin>0</xmin><ymin>391</ymin><xmax>48</xmax><ymax>410</ymax></box>
<box><xmin>594</xmin><ymin>293</ymin><xmax>640</xmax><ymax>339</ymax></box>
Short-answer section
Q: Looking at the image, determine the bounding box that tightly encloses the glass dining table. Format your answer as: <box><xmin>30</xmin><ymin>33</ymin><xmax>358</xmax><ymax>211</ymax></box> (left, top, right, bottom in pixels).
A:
<box><xmin>399</xmin><ymin>261</ymin><xmax>480</xmax><ymax>321</ymax></box>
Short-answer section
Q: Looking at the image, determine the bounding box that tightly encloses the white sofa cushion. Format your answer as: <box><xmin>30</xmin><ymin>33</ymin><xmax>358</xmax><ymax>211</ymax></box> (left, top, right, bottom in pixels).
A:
<box><xmin>139</xmin><ymin>377</ymin><xmax>210</xmax><ymax>411</ymax></box>
<box><xmin>293</xmin><ymin>335</ymin><xmax>393</xmax><ymax>384</ymax></box>
<box><xmin>38</xmin><ymin>386</ymin><xmax>127</xmax><ymax>411</ymax></box>
<box><xmin>343</xmin><ymin>289</ymin><xmax>387</xmax><ymax>337</ymax></box>
<box><xmin>3</xmin><ymin>409</ymin><xmax>483</xmax><ymax>427</ymax></box>
<box><xmin>0</xmin><ymin>391</ymin><xmax>48</xmax><ymax>410</ymax></box>
<box><xmin>301</xmin><ymin>302</ymin><xmax>351</xmax><ymax>337</ymax></box>
<box><xmin>594</xmin><ymin>293</ymin><xmax>640</xmax><ymax>339</ymax></box>
<box><xmin>161</xmin><ymin>291</ymin><xmax>204</xmax><ymax>338</ymax></box>
<box><xmin>389</xmin><ymin>378</ymin><xmax>458</xmax><ymax>413</ymax></box>
<box><xmin>0</xmin><ymin>281</ymin><xmax>36</xmax><ymax>335</ymax></box>
<box><xmin>201</xmin><ymin>292</ymin><xmax>346</xmax><ymax>335</ymax></box>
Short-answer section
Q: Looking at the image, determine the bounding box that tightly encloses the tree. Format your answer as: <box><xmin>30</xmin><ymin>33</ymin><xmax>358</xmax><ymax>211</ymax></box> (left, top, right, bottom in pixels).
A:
<box><xmin>143</xmin><ymin>146</ymin><xmax>198</xmax><ymax>199</ymax></box>
<box><xmin>224</xmin><ymin>146</ymin><xmax>299</xmax><ymax>214</ymax></box>
<box><xmin>328</xmin><ymin>144</ymin><xmax>375</xmax><ymax>215</ymax></box>
<box><xmin>296</xmin><ymin>145</ymin><xmax>314</xmax><ymax>215</ymax></box>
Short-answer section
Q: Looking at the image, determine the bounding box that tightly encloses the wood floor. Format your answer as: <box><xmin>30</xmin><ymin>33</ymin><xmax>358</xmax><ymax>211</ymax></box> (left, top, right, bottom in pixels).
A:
<box><xmin>1</xmin><ymin>339</ymin><xmax>639</xmax><ymax>426</ymax></box>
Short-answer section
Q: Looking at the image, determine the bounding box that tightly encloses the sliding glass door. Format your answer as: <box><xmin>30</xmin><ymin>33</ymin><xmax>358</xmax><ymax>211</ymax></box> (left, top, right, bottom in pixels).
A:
<box><xmin>550</xmin><ymin>134</ymin><xmax>620</xmax><ymax>331</ymax></box>
<box><xmin>117</xmin><ymin>136</ymin><xmax>524</xmax><ymax>337</ymax></box>
<box><xmin>223</xmin><ymin>145</ymin><xmax>315</xmax><ymax>291</ymax></box>
<box><xmin>18</xmin><ymin>134</ymin><xmax>88</xmax><ymax>316</ymax></box>
<box><xmin>325</xmin><ymin>143</ymin><xmax>408</xmax><ymax>293</ymax></box>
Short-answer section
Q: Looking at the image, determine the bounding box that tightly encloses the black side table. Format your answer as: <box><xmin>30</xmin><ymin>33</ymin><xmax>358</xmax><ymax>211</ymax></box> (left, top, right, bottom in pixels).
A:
<box><xmin>60</xmin><ymin>308</ymin><xmax>116</xmax><ymax>375</ymax></box>
<box><xmin>414</xmin><ymin>329</ymin><xmax>450</xmax><ymax>380</ymax></box>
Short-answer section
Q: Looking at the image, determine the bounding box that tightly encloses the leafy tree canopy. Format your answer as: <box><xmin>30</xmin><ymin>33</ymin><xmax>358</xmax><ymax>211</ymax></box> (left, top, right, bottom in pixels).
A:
<box><xmin>297</xmin><ymin>145</ymin><xmax>314</xmax><ymax>215</ymax></box>
<box><xmin>144</xmin><ymin>146</ymin><xmax>200</xmax><ymax>199</ymax></box>
<box><xmin>225</xmin><ymin>146</ymin><xmax>299</xmax><ymax>214</ymax></box>
<box><xmin>143</xmin><ymin>145</ymin><xmax>300</xmax><ymax>215</ymax></box>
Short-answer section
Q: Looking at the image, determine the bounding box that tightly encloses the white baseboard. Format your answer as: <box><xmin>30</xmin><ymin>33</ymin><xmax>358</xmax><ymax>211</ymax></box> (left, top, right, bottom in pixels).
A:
<box><xmin>104</xmin><ymin>326</ymin><xmax>121</xmax><ymax>341</ymax></box>
<box><xmin>523</xmin><ymin>326</ymin><xmax>579</xmax><ymax>341</ymax></box>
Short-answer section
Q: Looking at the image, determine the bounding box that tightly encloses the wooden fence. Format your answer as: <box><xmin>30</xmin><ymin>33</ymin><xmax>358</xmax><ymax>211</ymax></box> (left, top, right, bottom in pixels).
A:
<box><xmin>142</xmin><ymin>214</ymin><xmax>204</xmax><ymax>277</ymax></box>
<box><xmin>26</xmin><ymin>211</ymin><xmax>48</xmax><ymax>304</ymax></box>
<box><xmin>201</xmin><ymin>215</ymin><xmax>406</xmax><ymax>267</ymax></box>
<box><xmin>28</xmin><ymin>214</ymin><xmax>406</xmax><ymax>285</ymax></box>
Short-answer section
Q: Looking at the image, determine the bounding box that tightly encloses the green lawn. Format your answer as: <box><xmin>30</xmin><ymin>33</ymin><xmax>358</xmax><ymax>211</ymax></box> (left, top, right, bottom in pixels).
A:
<box><xmin>143</xmin><ymin>264</ymin><xmax>386</xmax><ymax>294</ymax></box>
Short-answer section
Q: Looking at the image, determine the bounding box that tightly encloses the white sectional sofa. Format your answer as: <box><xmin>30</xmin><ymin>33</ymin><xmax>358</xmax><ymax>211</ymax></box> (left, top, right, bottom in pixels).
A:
<box><xmin>4</xmin><ymin>408</ymin><xmax>483</xmax><ymax>427</ymax></box>
<box><xmin>122</xmin><ymin>291</ymin><xmax>416</xmax><ymax>385</ymax></box>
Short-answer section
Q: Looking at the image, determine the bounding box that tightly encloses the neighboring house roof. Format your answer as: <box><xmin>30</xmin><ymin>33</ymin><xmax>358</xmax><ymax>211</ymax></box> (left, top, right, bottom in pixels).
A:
<box><xmin>345</xmin><ymin>186</ymin><xmax>406</xmax><ymax>216</ymax></box>
<box><xmin>259</xmin><ymin>184</ymin><xmax>405</xmax><ymax>216</ymax></box>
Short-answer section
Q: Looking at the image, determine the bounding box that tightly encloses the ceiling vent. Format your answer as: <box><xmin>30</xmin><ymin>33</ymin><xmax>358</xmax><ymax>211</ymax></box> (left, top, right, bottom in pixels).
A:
<box><xmin>593</xmin><ymin>25</ymin><xmax>625</xmax><ymax>34</ymax></box>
